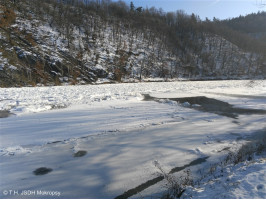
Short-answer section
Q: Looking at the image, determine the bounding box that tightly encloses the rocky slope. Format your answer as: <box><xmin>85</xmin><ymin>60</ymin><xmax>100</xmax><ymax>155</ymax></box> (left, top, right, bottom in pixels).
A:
<box><xmin>0</xmin><ymin>0</ymin><xmax>265</xmax><ymax>87</ymax></box>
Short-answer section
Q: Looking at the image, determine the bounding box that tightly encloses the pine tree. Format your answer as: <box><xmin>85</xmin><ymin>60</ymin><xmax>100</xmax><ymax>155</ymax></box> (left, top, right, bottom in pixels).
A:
<box><xmin>130</xmin><ymin>1</ymin><xmax>135</xmax><ymax>12</ymax></box>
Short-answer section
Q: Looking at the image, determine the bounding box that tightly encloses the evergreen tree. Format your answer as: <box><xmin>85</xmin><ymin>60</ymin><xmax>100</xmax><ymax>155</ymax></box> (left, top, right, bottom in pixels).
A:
<box><xmin>130</xmin><ymin>1</ymin><xmax>134</xmax><ymax>12</ymax></box>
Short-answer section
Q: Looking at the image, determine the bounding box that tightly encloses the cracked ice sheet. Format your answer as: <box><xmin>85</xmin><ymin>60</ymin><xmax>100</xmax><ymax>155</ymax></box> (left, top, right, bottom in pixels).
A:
<box><xmin>0</xmin><ymin>99</ymin><xmax>180</xmax><ymax>149</ymax></box>
<box><xmin>0</xmin><ymin>99</ymin><xmax>264</xmax><ymax>198</ymax></box>
<box><xmin>1</xmin><ymin>80</ymin><xmax>265</xmax><ymax>116</ymax></box>
<box><xmin>0</xmin><ymin>80</ymin><xmax>266</xmax><ymax>198</ymax></box>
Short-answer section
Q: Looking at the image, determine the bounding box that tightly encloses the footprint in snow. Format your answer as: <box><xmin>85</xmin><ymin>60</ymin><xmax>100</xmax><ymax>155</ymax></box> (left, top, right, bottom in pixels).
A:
<box><xmin>256</xmin><ymin>184</ymin><xmax>264</xmax><ymax>191</ymax></box>
<box><xmin>33</xmin><ymin>167</ymin><xmax>53</xmax><ymax>175</ymax></box>
<box><xmin>73</xmin><ymin>150</ymin><xmax>87</xmax><ymax>157</ymax></box>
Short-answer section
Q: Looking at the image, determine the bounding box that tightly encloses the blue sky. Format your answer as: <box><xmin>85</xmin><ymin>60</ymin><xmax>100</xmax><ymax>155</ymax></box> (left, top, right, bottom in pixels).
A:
<box><xmin>117</xmin><ymin>0</ymin><xmax>266</xmax><ymax>20</ymax></box>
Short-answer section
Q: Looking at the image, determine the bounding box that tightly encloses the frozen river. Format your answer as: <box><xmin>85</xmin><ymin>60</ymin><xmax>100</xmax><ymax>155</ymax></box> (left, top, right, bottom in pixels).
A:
<box><xmin>0</xmin><ymin>80</ymin><xmax>265</xmax><ymax>198</ymax></box>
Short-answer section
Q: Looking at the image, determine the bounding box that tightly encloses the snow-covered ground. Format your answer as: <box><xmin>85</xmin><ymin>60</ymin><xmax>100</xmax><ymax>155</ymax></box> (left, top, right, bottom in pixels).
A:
<box><xmin>182</xmin><ymin>153</ymin><xmax>266</xmax><ymax>199</ymax></box>
<box><xmin>0</xmin><ymin>80</ymin><xmax>265</xmax><ymax>198</ymax></box>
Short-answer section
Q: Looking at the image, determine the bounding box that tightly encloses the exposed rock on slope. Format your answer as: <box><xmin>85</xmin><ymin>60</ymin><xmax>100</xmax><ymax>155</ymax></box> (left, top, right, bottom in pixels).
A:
<box><xmin>0</xmin><ymin>1</ymin><xmax>265</xmax><ymax>87</ymax></box>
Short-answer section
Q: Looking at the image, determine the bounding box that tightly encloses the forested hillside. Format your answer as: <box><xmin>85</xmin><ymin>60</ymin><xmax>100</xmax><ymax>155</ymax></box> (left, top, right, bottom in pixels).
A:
<box><xmin>0</xmin><ymin>0</ymin><xmax>265</xmax><ymax>87</ymax></box>
<box><xmin>214</xmin><ymin>12</ymin><xmax>266</xmax><ymax>51</ymax></box>
<box><xmin>221</xmin><ymin>12</ymin><xmax>266</xmax><ymax>35</ymax></box>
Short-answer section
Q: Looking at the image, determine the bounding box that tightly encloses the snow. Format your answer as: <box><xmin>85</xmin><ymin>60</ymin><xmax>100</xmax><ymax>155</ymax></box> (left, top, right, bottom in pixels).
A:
<box><xmin>0</xmin><ymin>80</ymin><xmax>265</xmax><ymax>198</ymax></box>
<box><xmin>183</xmin><ymin>155</ymin><xmax>266</xmax><ymax>199</ymax></box>
<box><xmin>1</xmin><ymin>80</ymin><xmax>265</xmax><ymax>116</ymax></box>
<box><xmin>5</xmin><ymin>13</ymin><xmax>261</xmax><ymax>87</ymax></box>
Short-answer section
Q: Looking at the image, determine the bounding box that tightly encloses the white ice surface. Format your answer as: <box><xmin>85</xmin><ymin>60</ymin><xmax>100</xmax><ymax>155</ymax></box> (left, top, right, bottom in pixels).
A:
<box><xmin>1</xmin><ymin>80</ymin><xmax>265</xmax><ymax>116</ymax></box>
<box><xmin>0</xmin><ymin>80</ymin><xmax>265</xmax><ymax>198</ymax></box>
